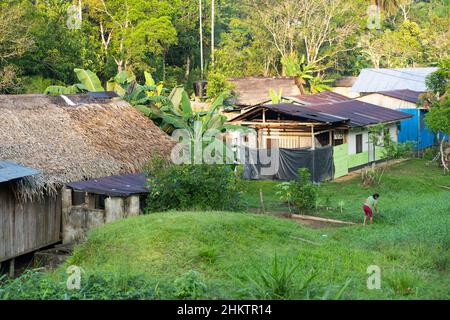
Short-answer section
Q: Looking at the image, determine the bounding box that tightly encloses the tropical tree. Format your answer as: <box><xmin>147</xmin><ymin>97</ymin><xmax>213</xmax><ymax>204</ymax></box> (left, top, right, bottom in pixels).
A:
<box><xmin>422</xmin><ymin>60</ymin><xmax>450</xmax><ymax>173</ymax></box>
<box><xmin>138</xmin><ymin>87</ymin><xmax>244</xmax><ymax>163</ymax></box>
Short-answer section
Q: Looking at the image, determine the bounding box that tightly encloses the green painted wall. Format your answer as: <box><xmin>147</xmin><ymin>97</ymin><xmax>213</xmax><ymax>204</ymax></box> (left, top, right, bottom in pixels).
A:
<box><xmin>332</xmin><ymin>144</ymin><xmax>387</xmax><ymax>180</ymax></box>
<box><xmin>333</xmin><ymin>144</ymin><xmax>349</xmax><ymax>179</ymax></box>
<box><xmin>348</xmin><ymin>151</ymin><xmax>369</xmax><ymax>169</ymax></box>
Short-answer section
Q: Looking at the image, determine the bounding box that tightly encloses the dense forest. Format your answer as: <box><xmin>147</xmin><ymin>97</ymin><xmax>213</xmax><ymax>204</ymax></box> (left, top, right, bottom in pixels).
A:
<box><xmin>0</xmin><ymin>0</ymin><xmax>448</xmax><ymax>95</ymax></box>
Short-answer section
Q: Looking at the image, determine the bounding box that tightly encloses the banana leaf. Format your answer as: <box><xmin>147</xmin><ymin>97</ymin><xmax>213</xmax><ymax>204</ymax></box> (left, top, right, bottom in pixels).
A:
<box><xmin>44</xmin><ymin>85</ymin><xmax>82</xmax><ymax>95</ymax></box>
<box><xmin>74</xmin><ymin>68</ymin><xmax>104</xmax><ymax>92</ymax></box>
<box><xmin>180</xmin><ymin>91</ymin><xmax>193</xmax><ymax>120</ymax></box>
<box><xmin>144</xmin><ymin>71</ymin><xmax>155</xmax><ymax>86</ymax></box>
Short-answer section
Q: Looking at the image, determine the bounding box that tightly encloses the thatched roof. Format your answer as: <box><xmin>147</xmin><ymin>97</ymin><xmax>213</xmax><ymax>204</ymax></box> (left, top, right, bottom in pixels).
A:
<box><xmin>0</xmin><ymin>94</ymin><xmax>175</xmax><ymax>199</ymax></box>
<box><xmin>228</xmin><ymin>77</ymin><xmax>300</xmax><ymax>107</ymax></box>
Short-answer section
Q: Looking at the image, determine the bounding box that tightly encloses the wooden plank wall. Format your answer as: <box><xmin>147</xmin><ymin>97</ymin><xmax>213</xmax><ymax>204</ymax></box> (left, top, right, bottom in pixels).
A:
<box><xmin>260</xmin><ymin>128</ymin><xmax>313</xmax><ymax>149</ymax></box>
<box><xmin>0</xmin><ymin>183</ymin><xmax>62</xmax><ymax>262</ymax></box>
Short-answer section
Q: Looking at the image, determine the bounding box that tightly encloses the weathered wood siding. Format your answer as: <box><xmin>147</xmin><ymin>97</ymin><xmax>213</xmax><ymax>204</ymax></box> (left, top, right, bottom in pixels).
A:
<box><xmin>0</xmin><ymin>183</ymin><xmax>61</xmax><ymax>262</ymax></box>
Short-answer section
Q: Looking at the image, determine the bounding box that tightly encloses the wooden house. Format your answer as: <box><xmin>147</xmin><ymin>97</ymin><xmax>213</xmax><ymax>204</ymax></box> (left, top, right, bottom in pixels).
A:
<box><xmin>0</xmin><ymin>94</ymin><xmax>175</xmax><ymax>267</ymax></box>
<box><xmin>229</xmin><ymin>100</ymin><xmax>412</xmax><ymax>179</ymax></box>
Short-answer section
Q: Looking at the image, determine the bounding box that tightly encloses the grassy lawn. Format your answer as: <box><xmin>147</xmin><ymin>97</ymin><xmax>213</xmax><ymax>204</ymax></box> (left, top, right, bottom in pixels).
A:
<box><xmin>1</xmin><ymin>159</ymin><xmax>449</xmax><ymax>299</ymax></box>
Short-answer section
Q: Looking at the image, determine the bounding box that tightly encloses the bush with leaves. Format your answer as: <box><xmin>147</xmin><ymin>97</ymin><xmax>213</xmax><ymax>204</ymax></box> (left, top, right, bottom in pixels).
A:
<box><xmin>206</xmin><ymin>69</ymin><xmax>235</xmax><ymax>101</ymax></box>
<box><xmin>144</xmin><ymin>157</ymin><xmax>245</xmax><ymax>212</ymax></box>
<box><xmin>237</xmin><ymin>255</ymin><xmax>351</xmax><ymax>300</ymax></box>
<box><xmin>0</xmin><ymin>269</ymin><xmax>163</xmax><ymax>300</ymax></box>
<box><xmin>173</xmin><ymin>270</ymin><xmax>207</xmax><ymax>300</ymax></box>
<box><xmin>361</xmin><ymin>163</ymin><xmax>383</xmax><ymax>186</ymax></box>
<box><xmin>275</xmin><ymin>168</ymin><xmax>318</xmax><ymax>214</ymax></box>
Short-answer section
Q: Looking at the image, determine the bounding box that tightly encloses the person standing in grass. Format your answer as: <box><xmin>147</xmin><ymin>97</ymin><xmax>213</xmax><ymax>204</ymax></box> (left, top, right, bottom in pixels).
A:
<box><xmin>363</xmin><ymin>193</ymin><xmax>380</xmax><ymax>225</ymax></box>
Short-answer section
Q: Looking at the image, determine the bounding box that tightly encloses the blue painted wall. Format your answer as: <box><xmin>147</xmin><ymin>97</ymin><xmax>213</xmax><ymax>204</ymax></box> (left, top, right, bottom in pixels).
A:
<box><xmin>398</xmin><ymin>108</ymin><xmax>436</xmax><ymax>150</ymax></box>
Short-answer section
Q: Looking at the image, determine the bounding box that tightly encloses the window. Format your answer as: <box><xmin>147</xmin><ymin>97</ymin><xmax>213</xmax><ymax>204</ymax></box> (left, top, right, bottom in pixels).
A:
<box><xmin>333</xmin><ymin>130</ymin><xmax>345</xmax><ymax>146</ymax></box>
<box><xmin>356</xmin><ymin>134</ymin><xmax>363</xmax><ymax>154</ymax></box>
<box><xmin>94</xmin><ymin>194</ymin><xmax>106</xmax><ymax>210</ymax></box>
<box><xmin>72</xmin><ymin>190</ymin><xmax>85</xmax><ymax>206</ymax></box>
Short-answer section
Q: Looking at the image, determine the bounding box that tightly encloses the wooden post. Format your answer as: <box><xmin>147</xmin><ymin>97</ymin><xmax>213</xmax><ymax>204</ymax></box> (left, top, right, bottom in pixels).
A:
<box><xmin>259</xmin><ymin>189</ymin><xmax>265</xmax><ymax>214</ymax></box>
<box><xmin>62</xmin><ymin>188</ymin><xmax>72</xmax><ymax>244</ymax></box>
<box><xmin>311</xmin><ymin>125</ymin><xmax>315</xmax><ymax>150</ymax></box>
<box><xmin>9</xmin><ymin>258</ymin><xmax>15</xmax><ymax>278</ymax></box>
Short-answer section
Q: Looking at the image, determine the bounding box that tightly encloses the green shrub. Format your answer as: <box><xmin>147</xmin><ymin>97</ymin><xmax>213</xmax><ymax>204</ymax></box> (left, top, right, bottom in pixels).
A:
<box><xmin>145</xmin><ymin>157</ymin><xmax>245</xmax><ymax>212</ymax></box>
<box><xmin>275</xmin><ymin>168</ymin><xmax>318</xmax><ymax>214</ymax></box>
<box><xmin>174</xmin><ymin>270</ymin><xmax>207</xmax><ymax>299</ymax></box>
<box><xmin>385</xmin><ymin>270</ymin><xmax>417</xmax><ymax>296</ymax></box>
<box><xmin>361</xmin><ymin>163</ymin><xmax>382</xmax><ymax>186</ymax></box>
<box><xmin>0</xmin><ymin>269</ymin><xmax>163</xmax><ymax>300</ymax></box>
<box><xmin>422</xmin><ymin>146</ymin><xmax>440</xmax><ymax>161</ymax></box>
<box><xmin>206</xmin><ymin>69</ymin><xmax>235</xmax><ymax>100</ymax></box>
<box><xmin>246</xmin><ymin>255</ymin><xmax>305</xmax><ymax>299</ymax></box>
<box><xmin>383</xmin><ymin>141</ymin><xmax>414</xmax><ymax>159</ymax></box>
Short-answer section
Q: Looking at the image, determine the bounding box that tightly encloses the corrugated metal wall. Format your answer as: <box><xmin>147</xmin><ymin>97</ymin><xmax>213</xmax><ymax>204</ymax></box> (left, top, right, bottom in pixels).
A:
<box><xmin>398</xmin><ymin>109</ymin><xmax>436</xmax><ymax>150</ymax></box>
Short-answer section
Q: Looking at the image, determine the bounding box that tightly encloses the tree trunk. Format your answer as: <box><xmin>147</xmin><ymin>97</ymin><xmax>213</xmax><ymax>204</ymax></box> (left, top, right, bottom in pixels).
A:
<box><xmin>294</xmin><ymin>77</ymin><xmax>306</xmax><ymax>95</ymax></box>
<box><xmin>162</xmin><ymin>53</ymin><xmax>166</xmax><ymax>81</ymax></box>
<box><xmin>440</xmin><ymin>137</ymin><xmax>449</xmax><ymax>173</ymax></box>
<box><xmin>211</xmin><ymin>0</ymin><xmax>215</xmax><ymax>64</ymax></box>
<box><xmin>185</xmin><ymin>56</ymin><xmax>191</xmax><ymax>79</ymax></box>
<box><xmin>199</xmin><ymin>0</ymin><xmax>204</xmax><ymax>79</ymax></box>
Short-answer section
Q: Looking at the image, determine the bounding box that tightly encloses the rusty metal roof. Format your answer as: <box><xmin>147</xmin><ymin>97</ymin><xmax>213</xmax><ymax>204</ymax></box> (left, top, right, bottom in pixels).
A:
<box><xmin>230</xmin><ymin>103</ymin><xmax>350</xmax><ymax>124</ymax></box>
<box><xmin>376</xmin><ymin>89</ymin><xmax>422</xmax><ymax>104</ymax></box>
<box><xmin>306</xmin><ymin>100</ymin><xmax>413</xmax><ymax>127</ymax></box>
<box><xmin>287</xmin><ymin>91</ymin><xmax>350</xmax><ymax>105</ymax></box>
<box><xmin>228</xmin><ymin>77</ymin><xmax>300</xmax><ymax>107</ymax></box>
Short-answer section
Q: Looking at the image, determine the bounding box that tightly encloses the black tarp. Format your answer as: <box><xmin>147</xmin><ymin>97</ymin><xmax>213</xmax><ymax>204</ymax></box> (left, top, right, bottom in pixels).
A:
<box><xmin>241</xmin><ymin>146</ymin><xmax>333</xmax><ymax>182</ymax></box>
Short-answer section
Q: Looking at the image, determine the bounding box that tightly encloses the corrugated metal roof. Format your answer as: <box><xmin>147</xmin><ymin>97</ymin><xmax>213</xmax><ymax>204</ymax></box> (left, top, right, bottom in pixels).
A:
<box><xmin>376</xmin><ymin>89</ymin><xmax>422</xmax><ymax>103</ymax></box>
<box><xmin>351</xmin><ymin>68</ymin><xmax>437</xmax><ymax>93</ymax></box>
<box><xmin>230</xmin><ymin>103</ymin><xmax>350</xmax><ymax>124</ymax></box>
<box><xmin>287</xmin><ymin>91</ymin><xmax>350</xmax><ymax>105</ymax></box>
<box><xmin>67</xmin><ymin>173</ymin><xmax>148</xmax><ymax>197</ymax></box>
<box><xmin>0</xmin><ymin>160</ymin><xmax>40</xmax><ymax>183</ymax></box>
<box><xmin>267</xmin><ymin>103</ymin><xmax>349</xmax><ymax>123</ymax></box>
<box><xmin>306</xmin><ymin>100</ymin><xmax>413</xmax><ymax>127</ymax></box>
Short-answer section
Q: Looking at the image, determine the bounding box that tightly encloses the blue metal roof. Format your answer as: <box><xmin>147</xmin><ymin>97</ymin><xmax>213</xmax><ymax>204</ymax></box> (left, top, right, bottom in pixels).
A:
<box><xmin>0</xmin><ymin>161</ymin><xmax>40</xmax><ymax>183</ymax></box>
<box><xmin>352</xmin><ymin>68</ymin><xmax>437</xmax><ymax>93</ymax></box>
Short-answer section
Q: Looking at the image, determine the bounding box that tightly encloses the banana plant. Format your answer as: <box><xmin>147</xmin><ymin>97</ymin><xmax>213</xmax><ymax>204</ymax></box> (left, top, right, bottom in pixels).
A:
<box><xmin>308</xmin><ymin>75</ymin><xmax>333</xmax><ymax>94</ymax></box>
<box><xmin>269</xmin><ymin>88</ymin><xmax>283</xmax><ymax>104</ymax></box>
<box><xmin>44</xmin><ymin>68</ymin><xmax>104</xmax><ymax>94</ymax></box>
<box><xmin>281</xmin><ymin>53</ymin><xmax>316</xmax><ymax>94</ymax></box>
<box><xmin>44</xmin><ymin>68</ymin><xmax>170</xmax><ymax>107</ymax></box>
